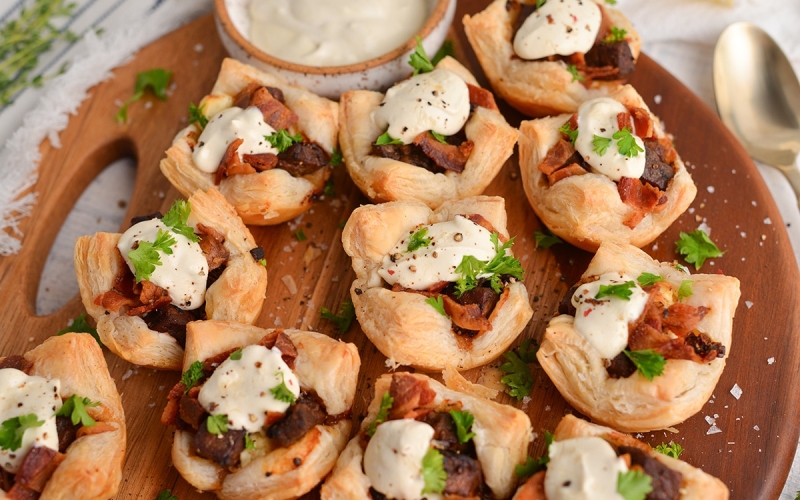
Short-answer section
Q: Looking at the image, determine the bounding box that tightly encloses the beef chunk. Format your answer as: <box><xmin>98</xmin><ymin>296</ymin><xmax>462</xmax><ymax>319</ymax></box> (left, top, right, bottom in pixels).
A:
<box><xmin>412</xmin><ymin>132</ymin><xmax>474</xmax><ymax>173</ymax></box>
<box><xmin>442</xmin><ymin>450</ymin><xmax>484</xmax><ymax>497</ymax></box>
<box><xmin>250</xmin><ymin>247</ymin><xmax>265</xmax><ymax>261</ymax></box>
<box><xmin>641</xmin><ymin>139</ymin><xmax>675</xmax><ymax>191</ymax></box>
<box><xmin>388</xmin><ymin>373</ymin><xmax>436</xmax><ymax>420</ymax></box>
<box><xmin>193</xmin><ymin>418</ymin><xmax>246</xmax><ymax>468</ymax></box>
<box><xmin>206</xmin><ymin>265</ymin><xmax>225</xmax><ymax>289</ymax></box>
<box><xmin>56</xmin><ymin>416</ymin><xmax>80</xmax><ymax>453</ymax></box>
<box><xmin>266</xmin><ymin>86</ymin><xmax>284</xmax><ymax>103</ymax></box>
<box><xmin>606</xmin><ymin>351</ymin><xmax>637</xmax><ymax>379</ymax></box>
<box><xmin>277</xmin><ymin>142</ymin><xmax>330</xmax><ymax>176</ymax></box>
<box><xmin>266</xmin><ymin>394</ymin><xmax>326</xmax><ymax>448</ymax></box>
<box><xmin>130</xmin><ymin>212</ymin><xmax>162</xmax><ymax>225</ymax></box>
<box><xmin>618</xmin><ymin>446</ymin><xmax>682</xmax><ymax>500</ymax></box>
<box><xmin>443</xmin><ymin>295</ymin><xmax>492</xmax><ymax>332</ymax></box>
<box><xmin>457</xmin><ymin>286</ymin><xmax>500</xmax><ymax>317</ymax></box>
<box><xmin>0</xmin><ymin>355</ymin><xmax>33</xmax><ymax>374</ymax></box>
<box><xmin>5</xmin><ymin>483</ymin><xmax>39</xmax><ymax>500</ymax></box>
<box><xmin>584</xmin><ymin>41</ymin><xmax>635</xmax><ymax>79</ymax></box>
<box><xmin>371</xmin><ymin>143</ymin><xmax>436</xmax><ymax>171</ymax></box>
<box><xmin>179</xmin><ymin>395</ymin><xmax>207</xmax><ymax>430</ymax></box>
<box><xmin>141</xmin><ymin>305</ymin><xmax>202</xmax><ymax>349</ymax></box>
<box><xmin>242</xmin><ymin>152</ymin><xmax>279</xmax><ymax>171</ymax></box>
<box><xmin>685</xmin><ymin>332</ymin><xmax>726</xmax><ymax>360</ymax></box>
<box><xmin>423</xmin><ymin>412</ymin><xmax>460</xmax><ymax>451</ymax></box>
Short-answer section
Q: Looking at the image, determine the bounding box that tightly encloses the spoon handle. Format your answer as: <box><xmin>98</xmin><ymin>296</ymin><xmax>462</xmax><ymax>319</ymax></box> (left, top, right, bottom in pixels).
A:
<box><xmin>775</xmin><ymin>162</ymin><xmax>800</xmax><ymax>208</ymax></box>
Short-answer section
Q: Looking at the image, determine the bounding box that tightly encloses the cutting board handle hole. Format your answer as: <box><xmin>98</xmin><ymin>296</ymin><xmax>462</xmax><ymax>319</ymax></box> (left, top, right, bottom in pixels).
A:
<box><xmin>35</xmin><ymin>155</ymin><xmax>137</xmax><ymax>316</ymax></box>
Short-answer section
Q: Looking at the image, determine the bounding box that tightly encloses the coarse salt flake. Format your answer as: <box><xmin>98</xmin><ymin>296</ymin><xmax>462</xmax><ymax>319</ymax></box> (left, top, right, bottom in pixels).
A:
<box><xmin>698</xmin><ymin>221</ymin><xmax>711</xmax><ymax>234</ymax></box>
<box><xmin>745</xmin><ymin>301</ymin><xmax>753</xmax><ymax>309</ymax></box>
<box><xmin>705</xmin><ymin>415</ymin><xmax>716</xmax><ymax>425</ymax></box>
<box><xmin>654</xmin><ymin>94</ymin><xmax>662</xmax><ymax>104</ymax></box>
<box><xmin>707</xmin><ymin>425</ymin><xmax>722</xmax><ymax>435</ymax></box>
<box><xmin>707</xmin><ymin>186</ymin><xmax>715</xmax><ymax>193</ymax></box>
<box><xmin>764</xmin><ymin>217</ymin><xmax>772</xmax><ymax>225</ymax></box>
<box><xmin>281</xmin><ymin>275</ymin><xmax>298</xmax><ymax>295</ymax></box>
<box><xmin>754</xmin><ymin>425</ymin><xmax>760</xmax><ymax>431</ymax></box>
<box><xmin>767</xmin><ymin>357</ymin><xmax>775</xmax><ymax>365</ymax></box>
<box><xmin>730</xmin><ymin>383</ymin><xmax>742</xmax><ymax>400</ymax></box>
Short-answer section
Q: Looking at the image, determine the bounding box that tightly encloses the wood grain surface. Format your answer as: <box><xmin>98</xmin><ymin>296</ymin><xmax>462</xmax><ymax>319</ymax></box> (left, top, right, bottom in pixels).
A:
<box><xmin>0</xmin><ymin>2</ymin><xmax>798</xmax><ymax>499</ymax></box>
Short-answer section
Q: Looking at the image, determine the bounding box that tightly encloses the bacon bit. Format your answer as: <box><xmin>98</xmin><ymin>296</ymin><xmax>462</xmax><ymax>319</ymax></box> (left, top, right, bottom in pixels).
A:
<box><xmin>215</xmin><ymin>138</ymin><xmax>256</xmax><ymax>184</ymax></box>
<box><xmin>232</xmin><ymin>82</ymin><xmax>262</xmax><ymax>109</ymax></box>
<box><xmin>465</xmin><ymin>213</ymin><xmax>500</xmax><ymax>236</ymax></box>
<box><xmin>618</xmin><ymin>177</ymin><xmax>663</xmax><ymax>228</ymax></box>
<box><xmin>584</xmin><ymin>308</ymin><xmax>592</xmax><ymax>317</ymax></box>
<box><xmin>442</xmin><ymin>295</ymin><xmax>492</xmax><ymax>331</ymax></box>
<box><xmin>251</xmin><ymin>86</ymin><xmax>298</xmax><ymax>130</ymax></box>
<box><xmin>467</xmin><ymin>84</ymin><xmax>498</xmax><ymax>111</ymax></box>
<box><xmin>548</xmin><ymin>163</ymin><xmax>588</xmax><ymax>185</ymax></box>
<box><xmin>616</xmin><ymin>111</ymin><xmax>631</xmax><ymax>132</ymax></box>
<box><xmin>538</xmin><ymin>139</ymin><xmax>575</xmax><ymax>176</ymax></box>
<box><xmin>196</xmin><ymin>223</ymin><xmax>229</xmax><ymax>271</ymax></box>
<box><xmin>412</xmin><ymin>132</ymin><xmax>473</xmax><ymax>173</ymax></box>
<box><xmin>127</xmin><ymin>280</ymin><xmax>171</xmax><ymax>316</ymax></box>
<box><xmin>0</xmin><ymin>355</ymin><xmax>33</xmax><ymax>374</ymax></box>
<box><xmin>546</xmin><ymin>14</ymin><xmax>554</xmax><ymax>24</ymax></box>
<box><xmin>388</xmin><ymin>373</ymin><xmax>436</xmax><ymax>420</ymax></box>
<box><xmin>663</xmin><ymin>304</ymin><xmax>709</xmax><ymax>337</ymax></box>
<box><xmin>242</xmin><ymin>152</ymin><xmax>279</xmax><ymax>171</ymax></box>
<box><xmin>629</xmin><ymin>107</ymin><xmax>654</xmax><ymax>138</ymax></box>
<box><xmin>387</xmin><ymin>270</ymin><xmax>395</xmax><ymax>275</ymax></box>
<box><xmin>15</xmin><ymin>447</ymin><xmax>65</xmax><ymax>492</ymax></box>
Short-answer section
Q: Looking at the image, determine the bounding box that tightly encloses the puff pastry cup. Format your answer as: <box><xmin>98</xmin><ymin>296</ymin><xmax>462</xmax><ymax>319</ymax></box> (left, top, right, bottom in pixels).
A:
<box><xmin>342</xmin><ymin>196</ymin><xmax>533</xmax><ymax>371</ymax></box>
<box><xmin>74</xmin><ymin>188</ymin><xmax>267</xmax><ymax>371</ymax></box>
<box><xmin>513</xmin><ymin>414</ymin><xmax>729</xmax><ymax>500</ymax></box>
<box><xmin>536</xmin><ymin>242</ymin><xmax>740</xmax><ymax>432</ymax></box>
<box><xmin>321</xmin><ymin>372</ymin><xmax>532</xmax><ymax>500</ymax></box>
<box><xmin>463</xmin><ymin>0</ymin><xmax>642</xmax><ymax>117</ymax></box>
<box><xmin>0</xmin><ymin>333</ymin><xmax>126</xmax><ymax>500</ymax></box>
<box><xmin>518</xmin><ymin>85</ymin><xmax>697</xmax><ymax>252</ymax></box>
<box><xmin>165</xmin><ymin>320</ymin><xmax>360</xmax><ymax>500</ymax></box>
<box><xmin>338</xmin><ymin>56</ymin><xmax>517</xmax><ymax>208</ymax></box>
<box><xmin>159</xmin><ymin>57</ymin><xmax>339</xmax><ymax>225</ymax></box>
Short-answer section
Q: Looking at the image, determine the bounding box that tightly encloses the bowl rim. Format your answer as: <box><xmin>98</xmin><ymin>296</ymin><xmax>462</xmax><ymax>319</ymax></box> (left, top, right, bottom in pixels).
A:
<box><xmin>214</xmin><ymin>0</ymin><xmax>452</xmax><ymax>75</ymax></box>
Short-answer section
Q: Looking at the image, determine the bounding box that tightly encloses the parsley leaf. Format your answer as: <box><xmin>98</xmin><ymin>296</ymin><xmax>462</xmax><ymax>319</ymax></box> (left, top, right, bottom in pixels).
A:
<box><xmin>57</xmin><ymin>313</ymin><xmax>103</xmax><ymax>346</ymax></box>
<box><xmin>456</xmin><ymin>233</ymin><xmax>524</xmax><ymax>296</ymax></box>
<box><xmin>449</xmin><ymin>410</ymin><xmax>476</xmax><ymax>443</ymax></box>
<box><xmin>637</xmin><ymin>272</ymin><xmax>663</xmax><ymax>287</ymax></box>
<box><xmin>258</xmin><ymin>258</ymin><xmax>267</xmax><ymax>267</ymax></box>
<box><xmin>592</xmin><ymin>134</ymin><xmax>612</xmax><ymax>156</ymax></box>
<box><xmin>454</xmin><ymin>255</ymin><xmax>485</xmax><ymax>296</ymax></box>
<box><xmin>617</xmin><ymin>470</ymin><xmax>653</xmax><ymax>500</ymax></box>
<box><xmin>409</xmin><ymin>36</ymin><xmax>435</xmax><ymax>75</ymax></box>
<box><xmin>366</xmin><ymin>392</ymin><xmax>394</xmax><ymax>437</ymax></box>
<box><xmin>431</xmin><ymin>39</ymin><xmax>455</xmax><ymax>66</ymax></box>
<box><xmin>536</xmin><ymin>0</ymin><xmax>547</xmax><ymax>7</ymax></box>
<box><xmin>407</xmin><ymin>227</ymin><xmax>432</xmax><ymax>252</ymax></box>
<box><xmin>206</xmin><ymin>414</ymin><xmax>229</xmax><ymax>435</ymax></box>
<box><xmin>595</xmin><ymin>281</ymin><xmax>636</xmax><ymax>300</ymax></box>
<box><xmin>500</xmin><ymin>341</ymin><xmax>536</xmax><ymax>400</ymax></box>
<box><xmin>515</xmin><ymin>430</ymin><xmax>554</xmax><ymax>479</ymax></box>
<box><xmin>0</xmin><ymin>414</ymin><xmax>45</xmax><ymax>451</ymax></box>
<box><xmin>654</xmin><ymin>441</ymin><xmax>684</xmax><ymax>459</ymax></box>
<box><xmin>115</xmin><ymin>68</ymin><xmax>173</xmax><ymax>123</ymax></box>
<box><xmin>230</xmin><ymin>349</ymin><xmax>242</xmax><ymax>361</ymax></box>
<box><xmin>425</xmin><ymin>295</ymin><xmax>449</xmax><ymax>317</ymax></box>
<box><xmin>605</xmin><ymin>0</ymin><xmax>617</xmax><ymax>4</ymax></box>
<box><xmin>323</xmin><ymin>179</ymin><xmax>336</xmax><ymax>197</ymax></box>
<box><xmin>675</xmin><ymin>230</ymin><xmax>725</xmax><ymax>270</ymax></box>
<box><xmin>266</xmin><ymin>129</ymin><xmax>302</xmax><ymax>153</ymax></box>
<box><xmin>624</xmin><ymin>349</ymin><xmax>666</xmax><ymax>381</ymax></box>
<box><xmin>155</xmin><ymin>490</ymin><xmax>177</xmax><ymax>500</ymax></box>
<box><xmin>674</xmin><ymin>262</ymin><xmax>690</xmax><ymax>273</ymax></box>
<box><xmin>421</xmin><ymin>448</ymin><xmax>447</xmax><ymax>494</ymax></box>
<box><xmin>270</xmin><ymin>371</ymin><xmax>297</xmax><ymax>404</ymax></box>
<box><xmin>188</xmin><ymin>102</ymin><xmax>208</xmax><ymax>130</ymax></box>
<box><xmin>294</xmin><ymin>229</ymin><xmax>307</xmax><ymax>242</ymax></box>
<box><xmin>375</xmin><ymin>131</ymin><xmax>403</xmax><ymax>145</ymax></box>
<box><xmin>330</xmin><ymin>147</ymin><xmax>343</xmax><ymax>167</ymax></box>
<box><xmin>244</xmin><ymin>433</ymin><xmax>255</xmax><ymax>450</ymax></box>
<box><xmin>604</xmin><ymin>26</ymin><xmax>628</xmax><ymax>44</ymax></box>
<box><xmin>161</xmin><ymin>199</ymin><xmax>199</xmax><ymax>243</ymax></box>
<box><xmin>613</xmin><ymin>127</ymin><xmax>644</xmax><ymax>157</ymax></box>
<box><xmin>180</xmin><ymin>360</ymin><xmax>205</xmax><ymax>393</ymax></box>
<box><xmin>127</xmin><ymin>228</ymin><xmax>176</xmax><ymax>282</ymax></box>
<box><xmin>320</xmin><ymin>299</ymin><xmax>355</xmax><ymax>334</ymax></box>
<box><xmin>566</xmin><ymin>64</ymin><xmax>585</xmax><ymax>82</ymax></box>
<box><xmin>558</xmin><ymin>121</ymin><xmax>578</xmax><ymax>145</ymax></box>
<box><xmin>430</xmin><ymin>131</ymin><xmax>449</xmax><ymax>144</ymax></box>
<box><xmin>56</xmin><ymin>394</ymin><xmax>100</xmax><ymax>427</ymax></box>
<box><xmin>534</xmin><ymin>229</ymin><xmax>562</xmax><ymax>249</ymax></box>
<box><xmin>677</xmin><ymin>280</ymin><xmax>694</xmax><ymax>301</ymax></box>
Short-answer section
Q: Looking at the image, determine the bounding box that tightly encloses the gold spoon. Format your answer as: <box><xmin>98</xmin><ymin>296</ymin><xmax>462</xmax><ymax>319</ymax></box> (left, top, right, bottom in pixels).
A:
<box><xmin>713</xmin><ymin>22</ymin><xmax>800</xmax><ymax>205</ymax></box>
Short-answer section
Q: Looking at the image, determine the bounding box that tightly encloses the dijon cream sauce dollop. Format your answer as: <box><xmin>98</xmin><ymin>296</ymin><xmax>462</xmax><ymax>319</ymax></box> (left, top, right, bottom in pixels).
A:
<box><xmin>544</xmin><ymin>436</ymin><xmax>628</xmax><ymax>500</ymax></box>
<box><xmin>192</xmin><ymin>106</ymin><xmax>278</xmax><ymax>173</ymax></box>
<box><xmin>513</xmin><ymin>0</ymin><xmax>602</xmax><ymax>60</ymax></box>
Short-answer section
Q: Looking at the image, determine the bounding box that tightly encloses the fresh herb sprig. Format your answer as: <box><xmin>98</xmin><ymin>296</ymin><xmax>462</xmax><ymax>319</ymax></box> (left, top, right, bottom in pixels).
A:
<box><xmin>366</xmin><ymin>392</ymin><xmax>394</xmax><ymax>437</ymax></box>
<box><xmin>500</xmin><ymin>340</ymin><xmax>538</xmax><ymax>400</ymax></box>
<box><xmin>654</xmin><ymin>441</ymin><xmax>684</xmax><ymax>459</ymax></box>
<box><xmin>180</xmin><ymin>361</ymin><xmax>204</xmax><ymax>393</ymax></box>
<box><xmin>161</xmin><ymin>199</ymin><xmax>199</xmax><ymax>242</ymax></box>
<box><xmin>375</xmin><ymin>131</ymin><xmax>403</xmax><ymax>146</ymax></box>
<box><xmin>56</xmin><ymin>394</ymin><xmax>100</xmax><ymax>427</ymax></box>
<box><xmin>127</xmin><ymin>229</ymin><xmax>176</xmax><ymax>282</ymax></box>
<box><xmin>266</xmin><ymin>129</ymin><xmax>302</xmax><ymax>152</ymax></box>
<box><xmin>624</xmin><ymin>349</ymin><xmax>666</xmax><ymax>381</ymax></box>
<box><xmin>677</xmin><ymin>280</ymin><xmax>694</xmax><ymax>301</ymax></box>
<box><xmin>206</xmin><ymin>414</ymin><xmax>228</xmax><ymax>435</ymax></box>
<box><xmin>534</xmin><ymin>229</ymin><xmax>562</xmax><ymax>249</ymax></box>
<box><xmin>115</xmin><ymin>68</ymin><xmax>173</xmax><ymax>123</ymax></box>
<box><xmin>320</xmin><ymin>299</ymin><xmax>356</xmax><ymax>335</ymax></box>
<box><xmin>408</xmin><ymin>37</ymin><xmax>456</xmax><ymax>75</ymax></box>
<box><xmin>515</xmin><ymin>430</ymin><xmax>554</xmax><ymax>479</ymax></box>
<box><xmin>57</xmin><ymin>312</ymin><xmax>103</xmax><ymax>346</ymax></box>
<box><xmin>0</xmin><ymin>414</ymin><xmax>44</xmax><ymax>451</ymax></box>
<box><xmin>566</xmin><ymin>64</ymin><xmax>585</xmax><ymax>82</ymax></box>
<box><xmin>592</xmin><ymin>134</ymin><xmax>612</xmax><ymax>155</ymax></box>
<box><xmin>559</xmin><ymin>121</ymin><xmax>578</xmax><ymax>145</ymax></box>
<box><xmin>188</xmin><ymin>102</ymin><xmax>208</xmax><ymax>129</ymax></box>
<box><xmin>613</xmin><ymin>127</ymin><xmax>644</xmax><ymax>157</ymax></box>
<box><xmin>425</xmin><ymin>295</ymin><xmax>449</xmax><ymax>317</ymax></box>
<box><xmin>604</xmin><ymin>27</ymin><xmax>628</xmax><ymax>44</ymax></box>
<box><xmin>617</xmin><ymin>470</ymin><xmax>653</xmax><ymax>500</ymax></box>
<box><xmin>407</xmin><ymin>227</ymin><xmax>431</xmax><ymax>252</ymax></box>
<box><xmin>637</xmin><ymin>272</ymin><xmax>663</xmax><ymax>287</ymax></box>
<box><xmin>676</xmin><ymin>229</ymin><xmax>725</xmax><ymax>270</ymax></box>
<box><xmin>155</xmin><ymin>490</ymin><xmax>178</xmax><ymax>500</ymax></box>
<box><xmin>421</xmin><ymin>448</ymin><xmax>447</xmax><ymax>494</ymax></box>
<box><xmin>270</xmin><ymin>372</ymin><xmax>296</xmax><ymax>404</ymax></box>
<box><xmin>455</xmin><ymin>233</ymin><xmax>524</xmax><ymax>296</ymax></box>
<box><xmin>430</xmin><ymin>131</ymin><xmax>448</xmax><ymax>144</ymax></box>
<box><xmin>449</xmin><ymin>410</ymin><xmax>476</xmax><ymax>443</ymax></box>
<box><xmin>595</xmin><ymin>281</ymin><xmax>636</xmax><ymax>300</ymax></box>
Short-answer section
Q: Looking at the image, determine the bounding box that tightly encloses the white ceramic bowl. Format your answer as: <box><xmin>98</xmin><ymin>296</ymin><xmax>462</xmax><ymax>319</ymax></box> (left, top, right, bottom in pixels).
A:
<box><xmin>214</xmin><ymin>0</ymin><xmax>456</xmax><ymax>100</ymax></box>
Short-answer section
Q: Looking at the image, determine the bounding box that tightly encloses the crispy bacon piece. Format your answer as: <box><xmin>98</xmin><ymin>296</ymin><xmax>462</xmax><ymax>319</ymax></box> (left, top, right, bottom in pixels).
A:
<box><xmin>617</xmin><ymin>111</ymin><xmax>632</xmax><ymax>132</ymax></box>
<box><xmin>549</xmin><ymin>163</ymin><xmax>588</xmax><ymax>184</ymax></box>
<box><xmin>662</xmin><ymin>304</ymin><xmax>709</xmax><ymax>337</ymax></box>
<box><xmin>215</xmin><ymin>138</ymin><xmax>256</xmax><ymax>184</ymax></box>
<box><xmin>465</xmin><ymin>213</ymin><xmax>500</xmax><ymax>235</ymax></box>
<box><xmin>0</xmin><ymin>355</ymin><xmax>33</xmax><ymax>373</ymax></box>
<box><xmin>179</xmin><ymin>395</ymin><xmax>206</xmax><ymax>431</ymax></box>
<box><xmin>630</xmin><ymin>107</ymin><xmax>654</xmax><ymax>138</ymax></box>
<box><xmin>442</xmin><ymin>295</ymin><xmax>492</xmax><ymax>332</ymax></box>
<box><xmin>618</xmin><ymin>177</ymin><xmax>665</xmax><ymax>228</ymax></box>
<box><xmin>388</xmin><ymin>373</ymin><xmax>436</xmax><ymax>420</ymax></box>
<box><xmin>76</xmin><ymin>421</ymin><xmax>115</xmax><ymax>438</ymax></box>
<box><xmin>413</xmin><ymin>132</ymin><xmax>474</xmax><ymax>173</ymax></box>
<box><xmin>467</xmin><ymin>83</ymin><xmax>498</xmax><ymax>111</ymax></box>
<box><xmin>196</xmin><ymin>223</ymin><xmax>229</xmax><ymax>271</ymax></box>
<box><xmin>514</xmin><ymin>471</ymin><xmax>547</xmax><ymax>500</ymax></box>
<box><xmin>272</xmin><ymin>332</ymin><xmax>298</xmax><ymax>370</ymax></box>
<box><xmin>241</xmin><ymin>152</ymin><xmax>278</xmax><ymax>171</ymax></box>
<box><xmin>251</xmin><ymin>86</ymin><xmax>298</xmax><ymax>131</ymax></box>
<box><xmin>538</xmin><ymin>139</ymin><xmax>575</xmax><ymax>176</ymax></box>
<box><xmin>232</xmin><ymin>82</ymin><xmax>261</xmax><ymax>108</ymax></box>
<box><xmin>161</xmin><ymin>382</ymin><xmax>186</xmax><ymax>426</ymax></box>
<box><xmin>15</xmin><ymin>446</ymin><xmax>65</xmax><ymax>492</ymax></box>
<box><xmin>5</xmin><ymin>484</ymin><xmax>39</xmax><ymax>500</ymax></box>
<box><xmin>127</xmin><ymin>280</ymin><xmax>172</xmax><ymax>316</ymax></box>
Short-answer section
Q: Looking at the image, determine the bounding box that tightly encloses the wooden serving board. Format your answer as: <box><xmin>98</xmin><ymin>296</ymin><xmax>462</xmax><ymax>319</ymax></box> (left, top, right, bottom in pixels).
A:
<box><xmin>0</xmin><ymin>2</ymin><xmax>798</xmax><ymax>498</ymax></box>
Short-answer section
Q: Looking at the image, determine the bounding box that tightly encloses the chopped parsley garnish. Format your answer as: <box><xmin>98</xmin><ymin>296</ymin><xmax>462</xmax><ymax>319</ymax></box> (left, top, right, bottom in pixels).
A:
<box><xmin>558</xmin><ymin>121</ymin><xmax>578</xmax><ymax>145</ymax></box>
<box><xmin>180</xmin><ymin>360</ymin><xmax>204</xmax><ymax>393</ymax></box>
<box><xmin>115</xmin><ymin>68</ymin><xmax>173</xmax><ymax>123</ymax></box>
<box><xmin>604</xmin><ymin>0</ymin><xmax>617</xmax><ymax>4</ymax></box>
<box><xmin>320</xmin><ymin>298</ymin><xmax>355</xmax><ymax>335</ymax></box>
<box><xmin>654</xmin><ymin>441</ymin><xmax>684</xmax><ymax>459</ymax></box>
<box><xmin>592</xmin><ymin>134</ymin><xmax>612</xmax><ymax>156</ymax></box>
<box><xmin>449</xmin><ymin>410</ymin><xmax>476</xmax><ymax>443</ymax></box>
<box><xmin>366</xmin><ymin>391</ymin><xmax>394</xmax><ymax>437</ymax></box>
<box><xmin>613</xmin><ymin>127</ymin><xmax>644</xmax><ymax>157</ymax></box>
<box><xmin>0</xmin><ymin>414</ymin><xmax>45</xmax><ymax>451</ymax></box>
<box><xmin>330</xmin><ymin>147</ymin><xmax>343</xmax><ymax>167</ymax></box>
<box><xmin>266</xmin><ymin>129</ymin><xmax>302</xmax><ymax>153</ymax></box>
<box><xmin>294</xmin><ymin>229</ymin><xmax>307</xmax><ymax>242</ymax></box>
<box><xmin>455</xmin><ymin>233</ymin><xmax>524</xmax><ymax>296</ymax></box>
<box><xmin>677</xmin><ymin>280</ymin><xmax>694</xmax><ymax>301</ymax></box>
<box><xmin>637</xmin><ymin>272</ymin><xmax>663</xmax><ymax>287</ymax></box>
<box><xmin>617</xmin><ymin>469</ymin><xmax>654</xmax><ymax>500</ymax></box>
<box><xmin>500</xmin><ymin>340</ymin><xmax>538</xmax><ymax>400</ymax></box>
<box><xmin>407</xmin><ymin>227</ymin><xmax>432</xmax><ymax>252</ymax></box>
<box><xmin>56</xmin><ymin>394</ymin><xmax>100</xmax><ymax>427</ymax></box>
<box><xmin>323</xmin><ymin>179</ymin><xmax>336</xmax><ymax>197</ymax></box>
<box><xmin>230</xmin><ymin>349</ymin><xmax>242</xmax><ymax>360</ymax></box>
<box><xmin>127</xmin><ymin>228</ymin><xmax>176</xmax><ymax>282</ymax></box>
<box><xmin>515</xmin><ymin>430</ymin><xmax>554</xmax><ymax>478</ymax></box>
<box><xmin>155</xmin><ymin>490</ymin><xmax>178</xmax><ymax>500</ymax></box>
<box><xmin>676</xmin><ymin>229</ymin><xmax>725</xmax><ymax>270</ymax></box>
<box><xmin>206</xmin><ymin>414</ymin><xmax>229</xmax><ymax>435</ymax></box>
<box><xmin>604</xmin><ymin>27</ymin><xmax>628</xmax><ymax>44</ymax></box>
<box><xmin>430</xmin><ymin>131</ymin><xmax>448</xmax><ymax>144</ymax></box>
<box><xmin>421</xmin><ymin>448</ymin><xmax>447</xmax><ymax>495</ymax></box>
<box><xmin>409</xmin><ymin>36</ymin><xmax>435</xmax><ymax>75</ymax></box>
<box><xmin>624</xmin><ymin>349</ymin><xmax>666</xmax><ymax>381</ymax></box>
<box><xmin>244</xmin><ymin>433</ymin><xmax>255</xmax><ymax>450</ymax></box>
<box><xmin>425</xmin><ymin>295</ymin><xmax>449</xmax><ymax>317</ymax></box>
<box><xmin>188</xmin><ymin>102</ymin><xmax>208</xmax><ymax>130</ymax></box>
<box><xmin>270</xmin><ymin>371</ymin><xmax>296</xmax><ymax>404</ymax></box>
<box><xmin>566</xmin><ymin>64</ymin><xmax>585</xmax><ymax>82</ymax></box>
<box><xmin>57</xmin><ymin>313</ymin><xmax>103</xmax><ymax>346</ymax></box>
<box><xmin>375</xmin><ymin>131</ymin><xmax>403</xmax><ymax>146</ymax></box>
<box><xmin>595</xmin><ymin>281</ymin><xmax>636</xmax><ymax>300</ymax></box>
<box><xmin>258</xmin><ymin>258</ymin><xmax>267</xmax><ymax>267</ymax></box>
<box><xmin>536</xmin><ymin>0</ymin><xmax>547</xmax><ymax>7</ymax></box>
<box><xmin>161</xmin><ymin>199</ymin><xmax>199</xmax><ymax>242</ymax></box>
<box><xmin>534</xmin><ymin>229</ymin><xmax>563</xmax><ymax>249</ymax></box>
<box><xmin>432</xmin><ymin>39</ymin><xmax>455</xmax><ymax>66</ymax></box>
<box><xmin>674</xmin><ymin>262</ymin><xmax>689</xmax><ymax>273</ymax></box>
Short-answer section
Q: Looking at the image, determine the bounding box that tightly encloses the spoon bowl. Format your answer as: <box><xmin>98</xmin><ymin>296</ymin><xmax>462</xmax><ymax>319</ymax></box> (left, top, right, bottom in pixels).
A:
<box><xmin>714</xmin><ymin>22</ymin><xmax>800</xmax><ymax>203</ymax></box>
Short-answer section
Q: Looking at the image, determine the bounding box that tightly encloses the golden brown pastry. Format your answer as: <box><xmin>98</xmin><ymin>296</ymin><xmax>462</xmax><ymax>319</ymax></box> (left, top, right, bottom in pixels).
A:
<box><xmin>513</xmin><ymin>414</ymin><xmax>729</xmax><ymax>499</ymax></box>
<box><xmin>536</xmin><ymin>242</ymin><xmax>740</xmax><ymax>432</ymax></box>
<box><xmin>160</xmin><ymin>58</ymin><xmax>339</xmax><ymax>225</ymax></box>
<box><xmin>0</xmin><ymin>333</ymin><xmax>126</xmax><ymax>500</ymax></box>
<box><xmin>342</xmin><ymin>196</ymin><xmax>533</xmax><ymax>371</ymax></box>
<box><xmin>163</xmin><ymin>320</ymin><xmax>360</xmax><ymax>500</ymax></box>
<box><xmin>74</xmin><ymin>188</ymin><xmax>267</xmax><ymax>371</ymax></box>
<box><xmin>518</xmin><ymin>85</ymin><xmax>696</xmax><ymax>252</ymax></box>
<box><xmin>463</xmin><ymin>0</ymin><xmax>642</xmax><ymax>117</ymax></box>
<box><xmin>338</xmin><ymin>56</ymin><xmax>517</xmax><ymax>208</ymax></box>
<box><xmin>321</xmin><ymin>372</ymin><xmax>532</xmax><ymax>500</ymax></box>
